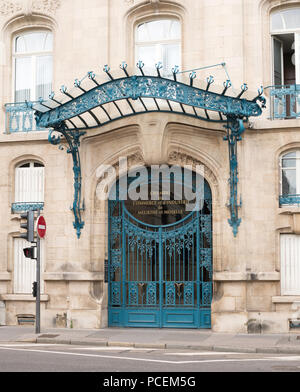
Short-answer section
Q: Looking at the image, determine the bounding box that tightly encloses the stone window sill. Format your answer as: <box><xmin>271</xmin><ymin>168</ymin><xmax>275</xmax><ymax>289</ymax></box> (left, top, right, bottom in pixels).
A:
<box><xmin>0</xmin><ymin>294</ymin><xmax>49</xmax><ymax>302</ymax></box>
<box><xmin>272</xmin><ymin>296</ymin><xmax>300</xmax><ymax>304</ymax></box>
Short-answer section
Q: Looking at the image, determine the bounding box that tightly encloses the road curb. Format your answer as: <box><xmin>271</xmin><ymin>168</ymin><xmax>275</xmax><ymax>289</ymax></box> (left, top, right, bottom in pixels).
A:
<box><xmin>213</xmin><ymin>346</ymin><xmax>257</xmax><ymax>353</ymax></box>
<box><xmin>12</xmin><ymin>337</ymin><xmax>300</xmax><ymax>355</ymax></box>
<box><xmin>134</xmin><ymin>343</ymin><xmax>166</xmax><ymax>349</ymax></box>
<box><xmin>108</xmin><ymin>342</ymin><xmax>134</xmax><ymax>347</ymax></box>
<box><xmin>70</xmin><ymin>339</ymin><xmax>108</xmax><ymax>346</ymax></box>
<box><xmin>37</xmin><ymin>338</ymin><xmax>71</xmax><ymax>345</ymax></box>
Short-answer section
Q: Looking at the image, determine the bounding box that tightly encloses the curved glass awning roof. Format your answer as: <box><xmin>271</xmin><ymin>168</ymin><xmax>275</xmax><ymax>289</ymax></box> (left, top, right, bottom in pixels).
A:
<box><xmin>32</xmin><ymin>62</ymin><xmax>266</xmax><ymax>131</ymax></box>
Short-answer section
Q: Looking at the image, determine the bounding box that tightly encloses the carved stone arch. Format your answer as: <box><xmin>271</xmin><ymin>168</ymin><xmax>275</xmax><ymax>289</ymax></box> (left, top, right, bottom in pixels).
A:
<box><xmin>124</xmin><ymin>0</ymin><xmax>186</xmax><ymax>67</ymax></box>
<box><xmin>9</xmin><ymin>153</ymin><xmax>46</xmax><ymax>175</ymax></box>
<box><xmin>94</xmin><ymin>148</ymin><xmax>145</xmax><ymax>205</ymax></box>
<box><xmin>167</xmin><ymin>148</ymin><xmax>220</xmax><ymax>205</ymax></box>
<box><xmin>259</xmin><ymin>0</ymin><xmax>300</xmax><ymax>14</ymax></box>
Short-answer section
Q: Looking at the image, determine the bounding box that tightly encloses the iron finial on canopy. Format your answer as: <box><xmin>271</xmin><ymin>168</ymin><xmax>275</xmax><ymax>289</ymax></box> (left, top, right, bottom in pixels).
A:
<box><xmin>172</xmin><ymin>65</ymin><xmax>180</xmax><ymax>81</ymax></box>
<box><xmin>120</xmin><ymin>62</ymin><xmax>129</xmax><ymax>77</ymax></box>
<box><xmin>155</xmin><ymin>62</ymin><xmax>163</xmax><ymax>77</ymax></box>
<box><xmin>189</xmin><ymin>71</ymin><xmax>196</xmax><ymax>86</ymax></box>
<box><xmin>237</xmin><ymin>83</ymin><xmax>248</xmax><ymax>98</ymax></box>
<box><xmin>222</xmin><ymin>80</ymin><xmax>232</xmax><ymax>95</ymax></box>
<box><xmin>103</xmin><ymin>65</ymin><xmax>114</xmax><ymax>80</ymax></box>
<box><xmin>136</xmin><ymin>61</ymin><xmax>145</xmax><ymax>76</ymax></box>
<box><xmin>206</xmin><ymin>76</ymin><xmax>214</xmax><ymax>91</ymax></box>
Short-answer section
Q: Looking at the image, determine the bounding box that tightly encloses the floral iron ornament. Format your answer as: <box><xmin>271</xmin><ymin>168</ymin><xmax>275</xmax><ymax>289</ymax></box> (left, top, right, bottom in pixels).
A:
<box><xmin>34</xmin><ymin>62</ymin><xmax>266</xmax><ymax>238</ymax></box>
<box><xmin>48</xmin><ymin>122</ymin><xmax>86</xmax><ymax>238</ymax></box>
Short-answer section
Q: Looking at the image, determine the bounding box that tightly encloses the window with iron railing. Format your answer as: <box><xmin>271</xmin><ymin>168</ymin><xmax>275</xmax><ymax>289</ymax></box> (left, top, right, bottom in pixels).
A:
<box><xmin>280</xmin><ymin>151</ymin><xmax>300</xmax><ymax>206</ymax></box>
<box><xmin>5</xmin><ymin>31</ymin><xmax>53</xmax><ymax>133</ymax></box>
<box><xmin>269</xmin><ymin>8</ymin><xmax>300</xmax><ymax>120</ymax></box>
<box><xmin>12</xmin><ymin>161</ymin><xmax>45</xmax><ymax>213</ymax></box>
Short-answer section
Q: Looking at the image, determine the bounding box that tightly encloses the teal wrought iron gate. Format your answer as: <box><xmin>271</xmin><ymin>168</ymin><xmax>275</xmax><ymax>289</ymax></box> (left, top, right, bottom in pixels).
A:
<box><xmin>108</xmin><ymin>175</ymin><xmax>212</xmax><ymax>329</ymax></box>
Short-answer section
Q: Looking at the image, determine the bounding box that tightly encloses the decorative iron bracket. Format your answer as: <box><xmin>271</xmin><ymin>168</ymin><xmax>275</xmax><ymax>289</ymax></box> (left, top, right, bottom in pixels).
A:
<box><xmin>224</xmin><ymin>115</ymin><xmax>245</xmax><ymax>237</ymax></box>
<box><xmin>48</xmin><ymin>122</ymin><xmax>86</xmax><ymax>238</ymax></box>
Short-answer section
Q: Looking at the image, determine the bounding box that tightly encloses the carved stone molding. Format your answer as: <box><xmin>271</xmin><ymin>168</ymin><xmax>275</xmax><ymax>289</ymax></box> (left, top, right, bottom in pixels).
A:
<box><xmin>168</xmin><ymin>150</ymin><xmax>218</xmax><ymax>187</ymax></box>
<box><xmin>0</xmin><ymin>1</ymin><xmax>22</xmax><ymax>16</ymax></box>
<box><xmin>96</xmin><ymin>151</ymin><xmax>145</xmax><ymax>186</ymax></box>
<box><xmin>0</xmin><ymin>0</ymin><xmax>60</xmax><ymax>18</ymax></box>
<box><xmin>32</xmin><ymin>0</ymin><xmax>61</xmax><ymax>15</ymax></box>
<box><xmin>124</xmin><ymin>0</ymin><xmax>160</xmax><ymax>6</ymax></box>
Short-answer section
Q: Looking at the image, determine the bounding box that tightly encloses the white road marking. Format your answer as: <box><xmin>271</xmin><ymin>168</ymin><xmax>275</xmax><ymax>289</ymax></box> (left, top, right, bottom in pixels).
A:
<box><xmin>0</xmin><ymin>344</ymin><xmax>57</xmax><ymax>347</ymax></box>
<box><xmin>165</xmin><ymin>352</ymin><xmax>246</xmax><ymax>356</ymax></box>
<box><xmin>69</xmin><ymin>346</ymin><xmax>159</xmax><ymax>351</ymax></box>
<box><xmin>269</xmin><ymin>356</ymin><xmax>300</xmax><ymax>361</ymax></box>
<box><xmin>1</xmin><ymin>346</ymin><xmax>300</xmax><ymax>365</ymax></box>
<box><xmin>0</xmin><ymin>344</ymin><xmax>159</xmax><ymax>351</ymax></box>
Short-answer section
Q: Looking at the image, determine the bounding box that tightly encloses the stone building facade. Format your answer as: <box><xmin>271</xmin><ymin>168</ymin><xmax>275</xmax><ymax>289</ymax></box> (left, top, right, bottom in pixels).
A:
<box><xmin>0</xmin><ymin>0</ymin><xmax>300</xmax><ymax>333</ymax></box>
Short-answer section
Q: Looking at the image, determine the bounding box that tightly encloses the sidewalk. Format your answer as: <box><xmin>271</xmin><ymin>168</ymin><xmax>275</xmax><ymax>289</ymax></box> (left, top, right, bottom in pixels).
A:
<box><xmin>1</xmin><ymin>325</ymin><xmax>300</xmax><ymax>354</ymax></box>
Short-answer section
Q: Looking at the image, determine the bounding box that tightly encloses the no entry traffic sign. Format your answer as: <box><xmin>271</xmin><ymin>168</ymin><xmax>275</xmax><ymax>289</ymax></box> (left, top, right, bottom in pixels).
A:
<box><xmin>37</xmin><ymin>216</ymin><xmax>46</xmax><ymax>238</ymax></box>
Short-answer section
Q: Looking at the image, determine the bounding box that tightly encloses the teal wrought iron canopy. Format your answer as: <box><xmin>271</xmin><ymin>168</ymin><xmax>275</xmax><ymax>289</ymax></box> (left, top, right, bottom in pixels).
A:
<box><xmin>32</xmin><ymin>62</ymin><xmax>266</xmax><ymax>238</ymax></box>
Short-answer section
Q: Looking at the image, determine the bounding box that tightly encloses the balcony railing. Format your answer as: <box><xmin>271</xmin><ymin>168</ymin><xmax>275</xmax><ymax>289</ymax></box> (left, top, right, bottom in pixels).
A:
<box><xmin>268</xmin><ymin>84</ymin><xmax>300</xmax><ymax>120</ymax></box>
<box><xmin>11</xmin><ymin>202</ymin><xmax>44</xmax><ymax>213</ymax></box>
<box><xmin>279</xmin><ymin>194</ymin><xmax>300</xmax><ymax>206</ymax></box>
<box><xmin>4</xmin><ymin>102</ymin><xmax>46</xmax><ymax>133</ymax></box>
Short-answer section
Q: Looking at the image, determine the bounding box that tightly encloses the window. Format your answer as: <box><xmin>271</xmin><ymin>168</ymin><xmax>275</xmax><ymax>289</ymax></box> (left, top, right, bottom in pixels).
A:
<box><xmin>13</xmin><ymin>31</ymin><xmax>53</xmax><ymax>102</ymax></box>
<box><xmin>14</xmin><ymin>238</ymin><xmax>44</xmax><ymax>294</ymax></box>
<box><xmin>15</xmin><ymin>161</ymin><xmax>44</xmax><ymax>204</ymax></box>
<box><xmin>271</xmin><ymin>8</ymin><xmax>300</xmax><ymax>86</ymax></box>
<box><xmin>135</xmin><ymin>19</ymin><xmax>181</xmax><ymax>76</ymax></box>
<box><xmin>281</xmin><ymin>151</ymin><xmax>299</xmax><ymax>196</ymax></box>
<box><xmin>281</xmin><ymin>234</ymin><xmax>300</xmax><ymax>295</ymax></box>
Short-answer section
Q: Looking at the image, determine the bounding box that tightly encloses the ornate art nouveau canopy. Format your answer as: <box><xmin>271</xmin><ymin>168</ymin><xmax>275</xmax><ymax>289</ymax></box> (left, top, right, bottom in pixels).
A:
<box><xmin>33</xmin><ymin>62</ymin><xmax>266</xmax><ymax>238</ymax></box>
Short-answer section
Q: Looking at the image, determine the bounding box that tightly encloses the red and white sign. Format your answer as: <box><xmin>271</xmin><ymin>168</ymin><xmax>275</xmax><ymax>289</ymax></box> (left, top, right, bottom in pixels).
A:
<box><xmin>36</xmin><ymin>216</ymin><xmax>46</xmax><ymax>238</ymax></box>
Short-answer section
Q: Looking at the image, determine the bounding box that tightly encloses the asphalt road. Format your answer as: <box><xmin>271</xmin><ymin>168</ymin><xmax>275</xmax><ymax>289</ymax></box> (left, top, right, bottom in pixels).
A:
<box><xmin>0</xmin><ymin>343</ymin><xmax>300</xmax><ymax>374</ymax></box>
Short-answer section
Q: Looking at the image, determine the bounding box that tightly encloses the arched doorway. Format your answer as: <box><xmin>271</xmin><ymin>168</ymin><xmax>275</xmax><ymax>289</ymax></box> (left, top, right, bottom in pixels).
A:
<box><xmin>108</xmin><ymin>167</ymin><xmax>212</xmax><ymax>328</ymax></box>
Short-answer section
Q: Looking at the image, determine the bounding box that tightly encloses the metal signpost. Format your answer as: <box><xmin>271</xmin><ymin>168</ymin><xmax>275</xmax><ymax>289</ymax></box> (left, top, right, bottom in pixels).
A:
<box><xmin>20</xmin><ymin>211</ymin><xmax>46</xmax><ymax>334</ymax></box>
<box><xmin>35</xmin><ymin>214</ymin><xmax>46</xmax><ymax>334</ymax></box>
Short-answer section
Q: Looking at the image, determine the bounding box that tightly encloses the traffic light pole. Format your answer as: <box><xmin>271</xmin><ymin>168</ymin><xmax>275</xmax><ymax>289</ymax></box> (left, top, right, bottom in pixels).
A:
<box><xmin>35</xmin><ymin>210</ymin><xmax>41</xmax><ymax>334</ymax></box>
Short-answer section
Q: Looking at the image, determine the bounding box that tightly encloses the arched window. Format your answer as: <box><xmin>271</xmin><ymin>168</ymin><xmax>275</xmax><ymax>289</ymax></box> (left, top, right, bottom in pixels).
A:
<box><xmin>271</xmin><ymin>8</ymin><xmax>300</xmax><ymax>86</ymax></box>
<box><xmin>281</xmin><ymin>151</ymin><xmax>299</xmax><ymax>196</ymax></box>
<box><xmin>13</xmin><ymin>31</ymin><xmax>53</xmax><ymax>102</ymax></box>
<box><xmin>135</xmin><ymin>19</ymin><xmax>181</xmax><ymax>75</ymax></box>
<box><xmin>13</xmin><ymin>160</ymin><xmax>45</xmax><ymax>294</ymax></box>
<box><xmin>15</xmin><ymin>161</ymin><xmax>45</xmax><ymax>204</ymax></box>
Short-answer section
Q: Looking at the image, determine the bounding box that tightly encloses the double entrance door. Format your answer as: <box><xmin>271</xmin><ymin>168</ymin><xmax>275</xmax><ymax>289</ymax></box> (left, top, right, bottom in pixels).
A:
<box><xmin>108</xmin><ymin>175</ymin><xmax>212</xmax><ymax>329</ymax></box>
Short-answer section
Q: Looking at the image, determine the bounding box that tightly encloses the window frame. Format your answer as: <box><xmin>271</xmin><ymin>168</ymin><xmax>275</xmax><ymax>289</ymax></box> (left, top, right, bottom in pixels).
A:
<box><xmin>270</xmin><ymin>8</ymin><xmax>300</xmax><ymax>86</ymax></box>
<box><xmin>135</xmin><ymin>18</ymin><xmax>182</xmax><ymax>76</ymax></box>
<box><xmin>280</xmin><ymin>234</ymin><xmax>300</xmax><ymax>296</ymax></box>
<box><xmin>12</xmin><ymin>29</ymin><xmax>53</xmax><ymax>103</ymax></box>
<box><xmin>14</xmin><ymin>160</ymin><xmax>45</xmax><ymax>204</ymax></box>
